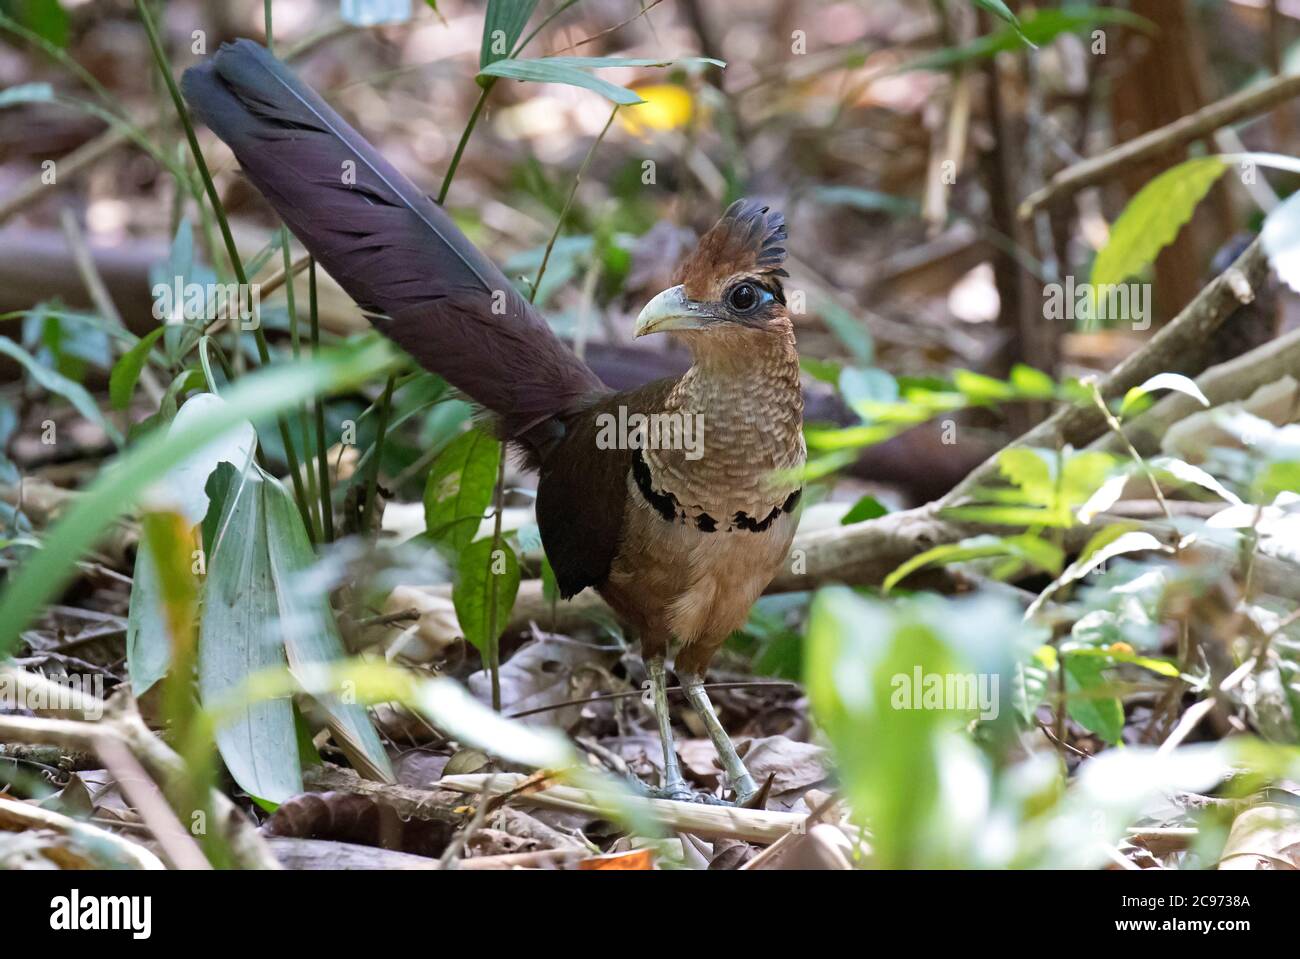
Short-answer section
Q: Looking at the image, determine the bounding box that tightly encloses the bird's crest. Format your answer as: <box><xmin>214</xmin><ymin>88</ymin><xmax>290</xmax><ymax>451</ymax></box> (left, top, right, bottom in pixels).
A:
<box><xmin>676</xmin><ymin>199</ymin><xmax>788</xmax><ymax>300</ymax></box>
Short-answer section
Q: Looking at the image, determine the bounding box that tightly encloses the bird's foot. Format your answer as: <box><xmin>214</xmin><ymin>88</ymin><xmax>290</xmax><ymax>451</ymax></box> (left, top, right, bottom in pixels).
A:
<box><xmin>729</xmin><ymin>772</ymin><xmax>774</xmax><ymax>810</ymax></box>
<box><xmin>632</xmin><ymin>778</ymin><xmax>730</xmax><ymax>805</ymax></box>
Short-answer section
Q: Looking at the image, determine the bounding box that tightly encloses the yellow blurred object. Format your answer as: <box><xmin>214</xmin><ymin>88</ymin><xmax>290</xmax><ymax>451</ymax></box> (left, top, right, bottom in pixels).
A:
<box><xmin>619</xmin><ymin>83</ymin><xmax>694</xmax><ymax>136</ymax></box>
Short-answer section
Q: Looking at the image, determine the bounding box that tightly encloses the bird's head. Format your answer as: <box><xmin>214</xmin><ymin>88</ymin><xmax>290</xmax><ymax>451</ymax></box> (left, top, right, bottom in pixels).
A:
<box><xmin>634</xmin><ymin>200</ymin><xmax>790</xmax><ymax>354</ymax></box>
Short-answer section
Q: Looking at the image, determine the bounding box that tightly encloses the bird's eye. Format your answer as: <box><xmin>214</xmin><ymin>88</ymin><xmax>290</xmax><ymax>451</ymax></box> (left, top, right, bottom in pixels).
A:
<box><xmin>727</xmin><ymin>283</ymin><xmax>760</xmax><ymax>313</ymax></box>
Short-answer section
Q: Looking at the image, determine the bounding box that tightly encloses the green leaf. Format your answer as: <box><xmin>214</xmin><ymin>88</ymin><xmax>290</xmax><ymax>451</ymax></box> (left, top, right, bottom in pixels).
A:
<box><xmin>260</xmin><ymin>466</ymin><xmax>394</xmax><ymax>783</ymax></box>
<box><xmin>109</xmin><ymin>327</ymin><xmax>164</xmax><ymax>410</ymax></box>
<box><xmin>972</xmin><ymin>0</ymin><xmax>1035</xmax><ymax>47</ymax></box>
<box><xmin>1120</xmin><ymin>372</ymin><xmax>1210</xmax><ymax>417</ymax></box>
<box><xmin>200</xmin><ymin>466</ymin><xmax>302</xmax><ymax>804</ymax></box>
<box><xmin>997</xmin><ymin>448</ymin><xmax>1054</xmax><ymax>503</ymax></box>
<box><xmin>12</xmin><ymin>0</ymin><xmax>67</xmax><ymax>48</ymax></box>
<box><xmin>479</xmin><ymin>57</ymin><xmax>645</xmax><ymax>104</ymax></box>
<box><xmin>480</xmin><ymin>0</ymin><xmax>540</xmax><ymax>69</ymax></box>
<box><xmin>453</xmin><ymin>537</ymin><xmax>521</xmax><ymax>653</ymax></box>
<box><xmin>841</xmin><ymin>494</ymin><xmax>888</xmax><ymax>525</ymax></box>
<box><xmin>883</xmin><ymin>533</ymin><xmax>1062</xmax><ymax>593</ymax></box>
<box><xmin>1063</xmin><ymin>653</ymin><xmax>1125</xmax><ymax>745</ymax></box>
<box><xmin>0</xmin><ymin>336</ymin><xmax>122</xmax><ymax>445</ymax></box>
<box><xmin>819</xmin><ymin>298</ymin><xmax>875</xmax><ymax>365</ymax></box>
<box><xmin>0</xmin><ymin>338</ymin><xmax>395</xmax><ymax>657</ymax></box>
<box><xmin>423</xmin><ymin>428</ymin><xmax>500</xmax><ymax>551</ymax></box>
<box><xmin>1091</xmin><ymin>157</ymin><xmax>1229</xmax><ymax>292</ymax></box>
<box><xmin>125</xmin><ymin>522</ymin><xmax>170</xmax><ymax>696</ymax></box>
<box><xmin>1011</xmin><ymin>646</ymin><xmax>1056</xmax><ymax>724</ymax></box>
<box><xmin>903</xmin><ymin>7</ymin><xmax>1151</xmax><ymax>72</ymax></box>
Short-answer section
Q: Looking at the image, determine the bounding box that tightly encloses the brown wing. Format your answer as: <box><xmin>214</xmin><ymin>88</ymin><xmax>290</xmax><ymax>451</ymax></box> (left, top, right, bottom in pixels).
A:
<box><xmin>535</xmin><ymin>379</ymin><xmax>678</xmax><ymax>599</ymax></box>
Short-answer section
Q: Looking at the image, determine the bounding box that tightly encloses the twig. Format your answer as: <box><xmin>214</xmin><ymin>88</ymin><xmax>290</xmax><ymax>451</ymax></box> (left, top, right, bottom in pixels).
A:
<box><xmin>1019</xmin><ymin>72</ymin><xmax>1300</xmax><ymax>218</ymax></box>
<box><xmin>439</xmin><ymin>772</ymin><xmax>810</xmax><ymax>844</ymax></box>
<box><xmin>943</xmin><ymin>238</ymin><xmax>1268</xmax><ymax>505</ymax></box>
<box><xmin>0</xmin><ymin>795</ymin><xmax>165</xmax><ymax>869</ymax></box>
<box><xmin>0</xmin><ymin>666</ymin><xmax>281</xmax><ymax>869</ymax></box>
<box><xmin>58</xmin><ymin>208</ymin><xmax>163</xmax><ymax>406</ymax></box>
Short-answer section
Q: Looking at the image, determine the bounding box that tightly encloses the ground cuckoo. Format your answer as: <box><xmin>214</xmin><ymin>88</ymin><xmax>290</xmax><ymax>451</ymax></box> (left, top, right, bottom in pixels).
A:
<box><xmin>182</xmin><ymin>40</ymin><xmax>806</xmax><ymax>806</ymax></box>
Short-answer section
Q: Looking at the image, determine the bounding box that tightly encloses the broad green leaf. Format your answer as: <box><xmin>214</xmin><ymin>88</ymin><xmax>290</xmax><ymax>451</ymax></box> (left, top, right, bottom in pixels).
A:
<box><xmin>480</xmin><ymin>0</ymin><xmax>540</xmax><ymax>69</ymax></box>
<box><xmin>11</xmin><ymin>0</ymin><xmax>67</xmax><ymax>48</ymax></box>
<box><xmin>940</xmin><ymin>504</ymin><xmax>1069</xmax><ymax>527</ymax></box>
<box><xmin>884</xmin><ymin>533</ymin><xmax>1062</xmax><ymax>592</ymax></box>
<box><xmin>997</xmin><ymin>447</ymin><xmax>1053</xmax><ymax>503</ymax></box>
<box><xmin>1150</xmin><ymin>455</ymin><xmax>1242</xmax><ymax>505</ymax></box>
<box><xmin>0</xmin><ymin>338</ymin><xmax>395</xmax><ymax>657</ymax></box>
<box><xmin>1076</xmin><ymin>472</ymin><xmax>1130</xmax><ymax>524</ymax></box>
<box><xmin>261</xmin><ymin>466</ymin><xmax>394</xmax><ymax>783</ymax></box>
<box><xmin>1063</xmin><ymin>653</ymin><xmax>1124</xmax><ymax>745</ymax></box>
<box><xmin>109</xmin><ymin>327</ymin><xmax>164</xmax><ymax>410</ymax></box>
<box><xmin>479</xmin><ymin>57</ymin><xmax>645</xmax><ymax>104</ymax></box>
<box><xmin>200</xmin><ymin>466</ymin><xmax>301</xmax><ymax>804</ymax></box>
<box><xmin>1091</xmin><ymin>157</ymin><xmax>1229</xmax><ymax>292</ymax></box>
<box><xmin>819</xmin><ymin>298</ymin><xmax>875</xmax><ymax>365</ymax></box>
<box><xmin>0</xmin><ymin>337</ymin><xmax>123</xmax><ymax>445</ymax></box>
<box><xmin>424</xmin><ymin>428</ymin><xmax>500</xmax><ymax>550</ymax></box>
<box><xmin>1120</xmin><ymin>372</ymin><xmax>1210</xmax><ymax>417</ymax></box>
<box><xmin>806</xmin><ymin>588</ymin><xmax>1025</xmax><ymax>867</ymax></box>
<box><xmin>841</xmin><ymin>494</ymin><xmax>888</xmax><ymax>525</ymax></box>
<box><xmin>1011</xmin><ymin>646</ymin><xmax>1056</xmax><ymax>724</ymax></box>
<box><xmin>125</xmin><ymin>523</ymin><xmax>170</xmax><ymax>695</ymax></box>
<box><xmin>838</xmin><ymin>366</ymin><xmax>896</xmax><ymax>411</ymax></box>
<box><xmin>1009</xmin><ymin>364</ymin><xmax>1057</xmax><ymax>399</ymax></box>
<box><xmin>453</xmin><ymin>537</ymin><xmax>521</xmax><ymax>652</ymax></box>
<box><xmin>1025</xmin><ymin>530</ymin><xmax>1168</xmax><ymax>618</ymax></box>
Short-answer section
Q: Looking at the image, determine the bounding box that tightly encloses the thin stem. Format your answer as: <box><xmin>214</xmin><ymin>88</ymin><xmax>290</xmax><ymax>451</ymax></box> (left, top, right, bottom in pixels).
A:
<box><xmin>531</xmin><ymin>105</ymin><xmax>620</xmax><ymax>302</ymax></box>
<box><xmin>309</xmin><ymin>259</ymin><xmax>335</xmax><ymax>542</ymax></box>
<box><xmin>363</xmin><ymin>375</ymin><xmax>396</xmax><ymax>532</ymax></box>
<box><xmin>1088</xmin><ymin>383</ymin><xmax>1175</xmax><ymax>528</ymax></box>
<box><xmin>437</xmin><ymin>83</ymin><xmax>493</xmax><ymax>205</ymax></box>
<box><xmin>486</xmin><ymin>450</ymin><xmax>507</xmax><ymax>712</ymax></box>
<box><xmin>137</xmin><ymin>0</ymin><xmax>315</xmax><ymax>540</ymax></box>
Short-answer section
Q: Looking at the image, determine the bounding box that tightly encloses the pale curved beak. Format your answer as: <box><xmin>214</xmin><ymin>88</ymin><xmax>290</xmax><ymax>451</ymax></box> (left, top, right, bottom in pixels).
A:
<box><xmin>634</xmin><ymin>285</ymin><xmax>708</xmax><ymax>337</ymax></box>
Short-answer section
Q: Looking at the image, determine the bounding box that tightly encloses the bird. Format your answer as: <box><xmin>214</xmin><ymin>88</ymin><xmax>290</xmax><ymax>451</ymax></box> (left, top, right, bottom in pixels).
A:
<box><xmin>181</xmin><ymin>40</ymin><xmax>805</xmax><ymax>806</ymax></box>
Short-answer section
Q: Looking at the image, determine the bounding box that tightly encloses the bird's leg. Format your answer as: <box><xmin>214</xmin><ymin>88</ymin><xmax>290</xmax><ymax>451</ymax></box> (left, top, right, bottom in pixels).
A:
<box><xmin>645</xmin><ymin>655</ymin><xmax>693</xmax><ymax>802</ymax></box>
<box><xmin>678</xmin><ymin>672</ymin><xmax>759</xmax><ymax>806</ymax></box>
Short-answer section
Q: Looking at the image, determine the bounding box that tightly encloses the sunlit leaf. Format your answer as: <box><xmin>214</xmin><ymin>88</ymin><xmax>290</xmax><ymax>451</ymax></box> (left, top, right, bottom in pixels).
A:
<box><xmin>453</xmin><ymin>537</ymin><xmax>521</xmax><ymax>653</ymax></box>
<box><xmin>1091</xmin><ymin>157</ymin><xmax>1228</xmax><ymax>293</ymax></box>
<box><xmin>424</xmin><ymin>428</ymin><xmax>500</xmax><ymax>551</ymax></box>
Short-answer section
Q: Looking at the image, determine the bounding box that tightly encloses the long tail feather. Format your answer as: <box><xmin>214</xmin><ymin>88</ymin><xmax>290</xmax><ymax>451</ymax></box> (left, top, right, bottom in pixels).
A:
<box><xmin>181</xmin><ymin>39</ymin><xmax>605</xmax><ymax>442</ymax></box>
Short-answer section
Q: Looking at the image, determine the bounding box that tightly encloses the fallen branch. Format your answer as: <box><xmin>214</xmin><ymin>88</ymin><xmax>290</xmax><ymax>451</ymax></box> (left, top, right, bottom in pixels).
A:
<box><xmin>0</xmin><ymin>667</ymin><xmax>280</xmax><ymax>869</ymax></box>
<box><xmin>438</xmin><ymin>771</ymin><xmax>812</xmax><ymax>845</ymax></box>
<box><xmin>1019</xmin><ymin>73</ymin><xmax>1300</xmax><ymax>218</ymax></box>
<box><xmin>1090</xmin><ymin>325</ymin><xmax>1300</xmax><ymax>457</ymax></box>
<box><xmin>0</xmin><ymin>795</ymin><xmax>165</xmax><ymax>870</ymax></box>
<box><xmin>944</xmin><ymin>238</ymin><xmax>1268</xmax><ymax>504</ymax></box>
